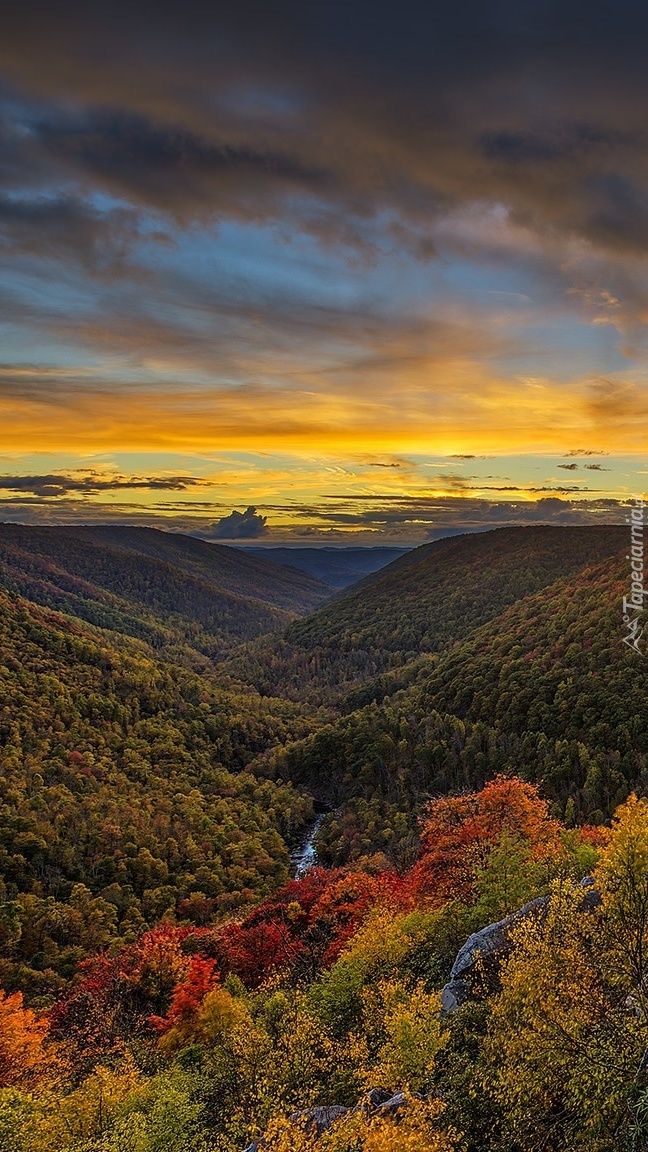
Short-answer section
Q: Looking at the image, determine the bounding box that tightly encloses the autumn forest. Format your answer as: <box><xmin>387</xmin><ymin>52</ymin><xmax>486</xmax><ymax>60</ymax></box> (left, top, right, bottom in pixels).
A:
<box><xmin>0</xmin><ymin>523</ymin><xmax>644</xmax><ymax>1151</ymax></box>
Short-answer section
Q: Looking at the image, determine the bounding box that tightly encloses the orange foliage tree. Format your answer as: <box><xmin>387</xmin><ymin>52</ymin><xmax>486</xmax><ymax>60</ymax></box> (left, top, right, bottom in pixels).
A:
<box><xmin>409</xmin><ymin>775</ymin><xmax>563</xmax><ymax>905</ymax></box>
<box><xmin>0</xmin><ymin>986</ymin><xmax>50</xmax><ymax>1087</ymax></box>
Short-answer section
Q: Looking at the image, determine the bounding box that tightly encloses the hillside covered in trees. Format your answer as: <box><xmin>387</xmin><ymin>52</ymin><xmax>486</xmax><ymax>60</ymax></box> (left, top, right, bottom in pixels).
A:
<box><xmin>0</xmin><ymin>584</ymin><xmax>323</xmax><ymax>1002</ymax></box>
<box><xmin>0</xmin><ymin>521</ymin><xmax>644</xmax><ymax>1151</ymax></box>
<box><xmin>0</xmin><ymin>525</ymin><xmax>333</xmax><ymax>663</ymax></box>
<box><xmin>5</xmin><ymin>776</ymin><xmax>648</xmax><ymax>1152</ymax></box>
<box><xmin>262</xmin><ymin>545</ymin><xmax>645</xmax><ymax>865</ymax></box>
<box><xmin>223</xmin><ymin>526</ymin><xmax>626</xmax><ymax>703</ymax></box>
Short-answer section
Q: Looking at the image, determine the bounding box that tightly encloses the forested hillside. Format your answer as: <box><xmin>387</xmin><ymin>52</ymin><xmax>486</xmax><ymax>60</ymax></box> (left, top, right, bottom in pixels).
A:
<box><xmin>223</xmin><ymin>526</ymin><xmax>626</xmax><ymax>702</ymax></box>
<box><xmin>0</xmin><ymin>587</ymin><xmax>317</xmax><ymax>1000</ymax></box>
<box><xmin>287</xmin><ymin>525</ymin><xmax>626</xmax><ymax>654</ymax></box>
<box><xmin>0</xmin><ymin>524</ymin><xmax>332</xmax><ymax>662</ymax></box>
<box><xmin>260</xmin><ymin>548</ymin><xmax>645</xmax><ymax>865</ymax></box>
<box><xmin>73</xmin><ymin>527</ymin><xmax>332</xmax><ymax>611</ymax></box>
<box><xmin>0</xmin><ymin>521</ymin><xmax>644</xmax><ymax>1152</ymax></box>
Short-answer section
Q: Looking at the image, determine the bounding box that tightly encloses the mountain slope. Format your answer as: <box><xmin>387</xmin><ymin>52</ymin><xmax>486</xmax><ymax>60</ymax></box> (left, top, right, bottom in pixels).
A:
<box><xmin>0</xmin><ymin>524</ymin><xmax>333</xmax><ymax>660</ymax></box>
<box><xmin>286</xmin><ymin>525</ymin><xmax>626</xmax><ymax>653</ymax></box>
<box><xmin>0</xmin><ymin>586</ymin><xmax>316</xmax><ymax>996</ymax></box>
<box><xmin>73</xmin><ymin>525</ymin><xmax>332</xmax><ymax>610</ymax></box>
<box><xmin>262</xmin><ymin>548</ymin><xmax>645</xmax><ymax>862</ymax></box>
<box><xmin>223</xmin><ymin>525</ymin><xmax>627</xmax><ymax>702</ymax></box>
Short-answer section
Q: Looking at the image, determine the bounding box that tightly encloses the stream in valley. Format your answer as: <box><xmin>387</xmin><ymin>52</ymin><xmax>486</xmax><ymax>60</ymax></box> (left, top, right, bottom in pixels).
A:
<box><xmin>290</xmin><ymin>813</ymin><xmax>326</xmax><ymax>878</ymax></box>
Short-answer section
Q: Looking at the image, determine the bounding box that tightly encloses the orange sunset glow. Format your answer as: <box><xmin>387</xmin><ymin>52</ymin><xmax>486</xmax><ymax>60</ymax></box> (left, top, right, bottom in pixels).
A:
<box><xmin>0</xmin><ymin>3</ymin><xmax>645</xmax><ymax>542</ymax></box>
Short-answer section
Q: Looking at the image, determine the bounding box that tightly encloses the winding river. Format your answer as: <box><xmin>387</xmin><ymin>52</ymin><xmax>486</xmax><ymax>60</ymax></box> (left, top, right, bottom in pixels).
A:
<box><xmin>291</xmin><ymin>814</ymin><xmax>326</xmax><ymax>878</ymax></box>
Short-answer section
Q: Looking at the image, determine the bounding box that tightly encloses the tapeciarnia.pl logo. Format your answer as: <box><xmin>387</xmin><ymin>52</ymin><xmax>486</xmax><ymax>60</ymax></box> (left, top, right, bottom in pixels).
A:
<box><xmin>622</xmin><ymin>496</ymin><xmax>645</xmax><ymax>654</ymax></box>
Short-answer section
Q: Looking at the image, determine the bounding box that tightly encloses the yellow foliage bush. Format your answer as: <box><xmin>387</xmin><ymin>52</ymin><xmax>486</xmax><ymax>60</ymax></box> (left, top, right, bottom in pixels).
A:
<box><xmin>262</xmin><ymin>1095</ymin><xmax>460</xmax><ymax>1152</ymax></box>
<box><xmin>482</xmin><ymin>878</ymin><xmax>645</xmax><ymax>1150</ymax></box>
<box><xmin>358</xmin><ymin>980</ymin><xmax>447</xmax><ymax>1093</ymax></box>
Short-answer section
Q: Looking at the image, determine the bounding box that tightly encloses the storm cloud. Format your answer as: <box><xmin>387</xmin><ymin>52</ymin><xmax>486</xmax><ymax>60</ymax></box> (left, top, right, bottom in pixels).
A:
<box><xmin>2</xmin><ymin>1</ymin><xmax>648</xmax><ymax>250</ymax></box>
<box><xmin>210</xmin><ymin>506</ymin><xmax>268</xmax><ymax>539</ymax></box>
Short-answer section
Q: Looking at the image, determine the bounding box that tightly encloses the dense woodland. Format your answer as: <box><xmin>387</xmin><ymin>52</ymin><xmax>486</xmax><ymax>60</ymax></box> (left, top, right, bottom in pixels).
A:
<box><xmin>0</xmin><ymin>586</ymin><xmax>318</xmax><ymax>1001</ymax></box>
<box><xmin>263</xmin><ymin>550</ymin><xmax>647</xmax><ymax>862</ymax></box>
<box><xmin>0</xmin><ymin>525</ymin><xmax>331</xmax><ymax>663</ymax></box>
<box><xmin>0</xmin><ymin>523</ymin><xmax>645</xmax><ymax>1150</ymax></box>
<box><xmin>224</xmin><ymin>526</ymin><xmax>626</xmax><ymax>703</ymax></box>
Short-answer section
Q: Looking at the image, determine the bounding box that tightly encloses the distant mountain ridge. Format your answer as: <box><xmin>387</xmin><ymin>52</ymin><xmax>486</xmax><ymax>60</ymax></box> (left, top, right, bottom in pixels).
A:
<box><xmin>241</xmin><ymin>546</ymin><xmax>409</xmax><ymax>588</ymax></box>
<box><xmin>0</xmin><ymin>523</ymin><xmax>333</xmax><ymax>661</ymax></box>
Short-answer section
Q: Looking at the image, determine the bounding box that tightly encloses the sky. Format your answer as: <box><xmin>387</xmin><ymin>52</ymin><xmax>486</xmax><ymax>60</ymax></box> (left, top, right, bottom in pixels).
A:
<box><xmin>0</xmin><ymin>0</ymin><xmax>647</xmax><ymax>545</ymax></box>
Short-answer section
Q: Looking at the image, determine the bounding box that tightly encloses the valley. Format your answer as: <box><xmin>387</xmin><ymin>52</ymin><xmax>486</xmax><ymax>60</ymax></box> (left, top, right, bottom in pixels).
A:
<box><xmin>0</xmin><ymin>522</ymin><xmax>645</xmax><ymax>1152</ymax></box>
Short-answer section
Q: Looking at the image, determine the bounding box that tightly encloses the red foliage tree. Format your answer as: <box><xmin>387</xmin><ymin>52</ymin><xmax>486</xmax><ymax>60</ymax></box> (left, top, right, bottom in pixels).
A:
<box><xmin>48</xmin><ymin>923</ymin><xmax>197</xmax><ymax>1064</ymax></box>
<box><xmin>218</xmin><ymin>919</ymin><xmax>304</xmax><ymax>988</ymax></box>
<box><xmin>149</xmin><ymin>955</ymin><xmax>219</xmax><ymax>1034</ymax></box>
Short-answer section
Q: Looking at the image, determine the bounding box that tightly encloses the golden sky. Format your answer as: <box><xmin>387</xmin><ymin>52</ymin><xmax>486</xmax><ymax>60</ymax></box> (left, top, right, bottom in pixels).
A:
<box><xmin>0</xmin><ymin>3</ymin><xmax>646</xmax><ymax>542</ymax></box>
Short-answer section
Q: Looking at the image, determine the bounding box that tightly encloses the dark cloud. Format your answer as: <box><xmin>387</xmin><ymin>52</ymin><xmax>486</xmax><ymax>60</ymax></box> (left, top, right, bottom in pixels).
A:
<box><xmin>2</xmin><ymin>1</ymin><xmax>648</xmax><ymax>254</ymax></box>
<box><xmin>209</xmin><ymin>506</ymin><xmax>268</xmax><ymax>539</ymax></box>
<box><xmin>0</xmin><ymin>473</ymin><xmax>203</xmax><ymax>497</ymax></box>
<box><xmin>32</xmin><ymin>109</ymin><xmax>331</xmax><ymax>221</ymax></box>
<box><xmin>276</xmin><ymin>493</ymin><xmax>626</xmax><ymax>534</ymax></box>
<box><xmin>558</xmin><ymin>463</ymin><xmax>580</xmax><ymax>470</ymax></box>
<box><xmin>0</xmin><ymin>194</ymin><xmax>143</xmax><ymax>271</ymax></box>
<box><xmin>319</xmin><ymin>482</ymin><xmax>597</xmax><ymax>497</ymax></box>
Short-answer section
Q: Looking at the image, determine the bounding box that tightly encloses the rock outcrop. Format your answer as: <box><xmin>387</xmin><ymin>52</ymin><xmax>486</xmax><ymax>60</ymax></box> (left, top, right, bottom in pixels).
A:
<box><xmin>440</xmin><ymin>876</ymin><xmax>600</xmax><ymax>1014</ymax></box>
<box><xmin>243</xmin><ymin>1089</ymin><xmax>414</xmax><ymax>1149</ymax></box>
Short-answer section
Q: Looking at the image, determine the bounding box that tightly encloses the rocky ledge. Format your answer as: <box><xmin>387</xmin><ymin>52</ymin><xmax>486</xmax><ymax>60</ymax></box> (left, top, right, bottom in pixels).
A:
<box><xmin>441</xmin><ymin>875</ymin><xmax>600</xmax><ymax>1014</ymax></box>
<box><xmin>243</xmin><ymin>1089</ymin><xmax>411</xmax><ymax>1151</ymax></box>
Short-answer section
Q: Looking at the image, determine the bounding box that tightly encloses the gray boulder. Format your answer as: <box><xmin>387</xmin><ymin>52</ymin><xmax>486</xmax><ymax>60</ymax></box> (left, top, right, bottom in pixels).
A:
<box><xmin>367</xmin><ymin>1087</ymin><xmax>392</xmax><ymax>1107</ymax></box>
<box><xmin>375</xmin><ymin>1090</ymin><xmax>408</xmax><ymax>1116</ymax></box>
<box><xmin>243</xmin><ymin>1090</ymin><xmax>416</xmax><ymax>1148</ymax></box>
<box><xmin>288</xmin><ymin>1105</ymin><xmax>350</xmax><ymax>1134</ymax></box>
<box><xmin>441</xmin><ymin>876</ymin><xmax>600</xmax><ymax>1014</ymax></box>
